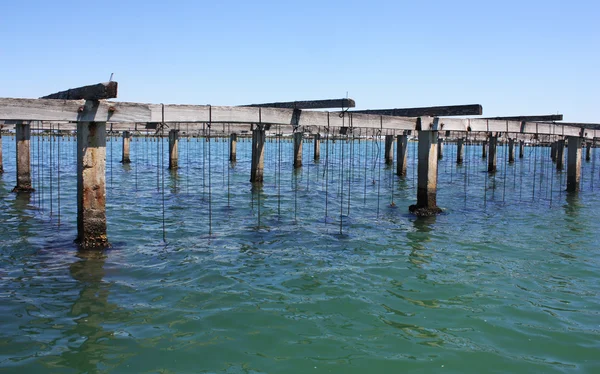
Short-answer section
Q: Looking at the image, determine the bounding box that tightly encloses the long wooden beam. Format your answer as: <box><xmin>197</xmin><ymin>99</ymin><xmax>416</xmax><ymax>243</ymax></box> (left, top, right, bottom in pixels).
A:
<box><xmin>243</xmin><ymin>98</ymin><xmax>355</xmax><ymax>109</ymax></box>
<box><xmin>40</xmin><ymin>82</ymin><xmax>118</xmax><ymax>100</ymax></box>
<box><xmin>482</xmin><ymin>114</ymin><xmax>563</xmax><ymax>121</ymax></box>
<box><xmin>539</xmin><ymin>121</ymin><xmax>600</xmax><ymax>130</ymax></box>
<box><xmin>349</xmin><ymin>104</ymin><xmax>482</xmax><ymax>117</ymax></box>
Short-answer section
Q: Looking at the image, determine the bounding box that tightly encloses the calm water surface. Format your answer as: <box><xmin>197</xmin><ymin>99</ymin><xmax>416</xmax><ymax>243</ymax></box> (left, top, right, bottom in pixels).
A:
<box><xmin>0</xmin><ymin>135</ymin><xmax>599</xmax><ymax>373</ymax></box>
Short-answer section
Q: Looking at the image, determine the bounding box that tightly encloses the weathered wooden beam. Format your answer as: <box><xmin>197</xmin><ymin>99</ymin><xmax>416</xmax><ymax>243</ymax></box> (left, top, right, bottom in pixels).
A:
<box><xmin>539</xmin><ymin>121</ymin><xmax>600</xmax><ymax>130</ymax></box>
<box><xmin>40</xmin><ymin>82</ymin><xmax>118</xmax><ymax>100</ymax></box>
<box><xmin>350</xmin><ymin>104</ymin><xmax>482</xmax><ymax>117</ymax></box>
<box><xmin>483</xmin><ymin>114</ymin><xmax>563</xmax><ymax>121</ymax></box>
<box><xmin>243</xmin><ymin>98</ymin><xmax>355</xmax><ymax>109</ymax></box>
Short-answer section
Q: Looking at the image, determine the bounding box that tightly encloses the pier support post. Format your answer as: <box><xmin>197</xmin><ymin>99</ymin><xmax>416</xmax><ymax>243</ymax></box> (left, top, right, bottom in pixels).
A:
<box><xmin>556</xmin><ymin>139</ymin><xmax>565</xmax><ymax>171</ymax></box>
<box><xmin>551</xmin><ymin>142</ymin><xmax>557</xmax><ymax>162</ymax></box>
<box><xmin>508</xmin><ymin>138</ymin><xmax>515</xmax><ymax>163</ymax></box>
<box><xmin>13</xmin><ymin>122</ymin><xmax>34</xmax><ymax>192</ymax></box>
<box><xmin>250</xmin><ymin>128</ymin><xmax>265</xmax><ymax>183</ymax></box>
<box><xmin>519</xmin><ymin>140</ymin><xmax>525</xmax><ymax>158</ymax></box>
<box><xmin>76</xmin><ymin>122</ymin><xmax>108</xmax><ymax>249</ymax></box>
<box><xmin>409</xmin><ymin>130</ymin><xmax>441</xmax><ymax>216</ymax></box>
<box><xmin>229</xmin><ymin>133</ymin><xmax>237</xmax><ymax>162</ymax></box>
<box><xmin>586</xmin><ymin>142</ymin><xmax>591</xmax><ymax>161</ymax></box>
<box><xmin>314</xmin><ymin>133</ymin><xmax>321</xmax><ymax>161</ymax></box>
<box><xmin>168</xmin><ymin>129</ymin><xmax>179</xmax><ymax>170</ymax></box>
<box><xmin>482</xmin><ymin>140</ymin><xmax>487</xmax><ymax>158</ymax></box>
<box><xmin>0</xmin><ymin>131</ymin><xmax>3</xmax><ymax>174</ymax></box>
<box><xmin>121</xmin><ymin>131</ymin><xmax>131</xmax><ymax>164</ymax></box>
<box><xmin>396</xmin><ymin>133</ymin><xmax>408</xmax><ymax>176</ymax></box>
<box><xmin>488</xmin><ymin>134</ymin><xmax>497</xmax><ymax>173</ymax></box>
<box><xmin>456</xmin><ymin>138</ymin><xmax>464</xmax><ymax>164</ymax></box>
<box><xmin>566</xmin><ymin>137</ymin><xmax>582</xmax><ymax>192</ymax></box>
<box><xmin>293</xmin><ymin>131</ymin><xmax>303</xmax><ymax>168</ymax></box>
<box><xmin>437</xmin><ymin>138</ymin><xmax>444</xmax><ymax>160</ymax></box>
<box><xmin>384</xmin><ymin>134</ymin><xmax>394</xmax><ymax>164</ymax></box>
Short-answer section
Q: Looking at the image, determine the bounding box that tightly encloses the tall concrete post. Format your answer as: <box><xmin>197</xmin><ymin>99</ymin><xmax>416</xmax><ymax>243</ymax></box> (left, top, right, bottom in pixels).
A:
<box><xmin>76</xmin><ymin>122</ymin><xmax>108</xmax><ymax>249</ymax></box>
<box><xmin>229</xmin><ymin>133</ymin><xmax>237</xmax><ymax>162</ymax></box>
<box><xmin>566</xmin><ymin>137</ymin><xmax>582</xmax><ymax>192</ymax></box>
<box><xmin>168</xmin><ymin>129</ymin><xmax>179</xmax><ymax>170</ymax></box>
<box><xmin>437</xmin><ymin>138</ymin><xmax>444</xmax><ymax>160</ymax></box>
<box><xmin>586</xmin><ymin>142</ymin><xmax>591</xmax><ymax>161</ymax></box>
<box><xmin>508</xmin><ymin>138</ymin><xmax>515</xmax><ymax>163</ymax></box>
<box><xmin>456</xmin><ymin>138</ymin><xmax>464</xmax><ymax>164</ymax></box>
<box><xmin>556</xmin><ymin>139</ymin><xmax>565</xmax><ymax>171</ymax></box>
<box><xmin>409</xmin><ymin>130</ymin><xmax>441</xmax><ymax>216</ymax></box>
<box><xmin>482</xmin><ymin>140</ymin><xmax>487</xmax><ymax>158</ymax></box>
<box><xmin>396</xmin><ymin>134</ymin><xmax>408</xmax><ymax>176</ymax></box>
<box><xmin>121</xmin><ymin>131</ymin><xmax>131</xmax><ymax>164</ymax></box>
<box><xmin>488</xmin><ymin>134</ymin><xmax>498</xmax><ymax>173</ymax></box>
<box><xmin>13</xmin><ymin>122</ymin><xmax>34</xmax><ymax>192</ymax></box>
<box><xmin>384</xmin><ymin>134</ymin><xmax>394</xmax><ymax>164</ymax></box>
<box><xmin>293</xmin><ymin>132</ymin><xmax>303</xmax><ymax>168</ymax></box>
<box><xmin>314</xmin><ymin>133</ymin><xmax>321</xmax><ymax>161</ymax></box>
<box><xmin>250</xmin><ymin>128</ymin><xmax>265</xmax><ymax>183</ymax></box>
<box><xmin>519</xmin><ymin>140</ymin><xmax>525</xmax><ymax>158</ymax></box>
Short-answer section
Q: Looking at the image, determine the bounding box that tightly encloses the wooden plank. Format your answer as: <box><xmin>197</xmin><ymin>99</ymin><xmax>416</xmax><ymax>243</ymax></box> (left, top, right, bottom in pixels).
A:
<box><xmin>482</xmin><ymin>114</ymin><xmax>563</xmax><ymax>121</ymax></box>
<box><xmin>243</xmin><ymin>98</ymin><xmax>355</xmax><ymax>109</ymax></box>
<box><xmin>40</xmin><ymin>82</ymin><xmax>118</xmax><ymax>100</ymax></box>
<box><xmin>350</xmin><ymin>104</ymin><xmax>482</xmax><ymax>117</ymax></box>
<box><xmin>539</xmin><ymin>121</ymin><xmax>600</xmax><ymax>130</ymax></box>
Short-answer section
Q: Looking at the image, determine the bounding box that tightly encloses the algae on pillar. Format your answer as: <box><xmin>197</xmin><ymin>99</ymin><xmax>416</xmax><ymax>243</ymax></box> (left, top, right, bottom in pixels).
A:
<box><xmin>384</xmin><ymin>134</ymin><xmax>394</xmax><ymax>164</ymax></box>
<box><xmin>488</xmin><ymin>134</ymin><xmax>498</xmax><ymax>173</ymax></box>
<box><xmin>250</xmin><ymin>127</ymin><xmax>266</xmax><ymax>183</ymax></box>
<box><xmin>409</xmin><ymin>126</ymin><xmax>442</xmax><ymax>216</ymax></box>
<box><xmin>314</xmin><ymin>133</ymin><xmax>320</xmax><ymax>161</ymax></box>
<box><xmin>168</xmin><ymin>129</ymin><xmax>179</xmax><ymax>169</ymax></box>
<box><xmin>13</xmin><ymin>122</ymin><xmax>34</xmax><ymax>192</ymax></box>
<box><xmin>76</xmin><ymin>122</ymin><xmax>109</xmax><ymax>249</ymax></box>
<box><xmin>396</xmin><ymin>133</ymin><xmax>408</xmax><ymax>176</ymax></box>
<box><xmin>121</xmin><ymin>131</ymin><xmax>131</xmax><ymax>164</ymax></box>
<box><xmin>229</xmin><ymin>133</ymin><xmax>237</xmax><ymax>162</ymax></box>
<box><xmin>566</xmin><ymin>136</ymin><xmax>582</xmax><ymax>192</ymax></box>
<box><xmin>293</xmin><ymin>131</ymin><xmax>303</xmax><ymax>168</ymax></box>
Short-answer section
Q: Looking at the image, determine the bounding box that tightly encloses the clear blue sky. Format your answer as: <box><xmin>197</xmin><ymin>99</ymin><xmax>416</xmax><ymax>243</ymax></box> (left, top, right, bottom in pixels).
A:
<box><xmin>1</xmin><ymin>0</ymin><xmax>598</xmax><ymax>122</ymax></box>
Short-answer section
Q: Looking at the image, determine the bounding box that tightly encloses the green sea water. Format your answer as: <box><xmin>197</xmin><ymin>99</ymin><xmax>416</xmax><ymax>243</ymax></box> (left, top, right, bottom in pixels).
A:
<box><xmin>0</xmin><ymin>135</ymin><xmax>599</xmax><ymax>373</ymax></box>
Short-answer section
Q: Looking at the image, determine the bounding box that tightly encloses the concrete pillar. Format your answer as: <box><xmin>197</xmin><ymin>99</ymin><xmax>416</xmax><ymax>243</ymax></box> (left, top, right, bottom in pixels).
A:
<box><xmin>437</xmin><ymin>138</ymin><xmax>444</xmax><ymax>160</ymax></box>
<box><xmin>456</xmin><ymin>138</ymin><xmax>464</xmax><ymax>164</ymax></box>
<box><xmin>250</xmin><ymin>128</ymin><xmax>265</xmax><ymax>183</ymax></box>
<box><xmin>551</xmin><ymin>142</ymin><xmax>557</xmax><ymax>162</ymax></box>
<box><xmin>229</xmin><ymin>133</ymin><xmax>237</xmax><ymax>162</ymax></box>
<box><xmin>482</xmin><ymin>140</ymin><xmax>487</xmax><ymax>158</ymax></box>
<box><xmin>519</xmin><ymin>140</ymin><xmax>525</xmax><ymax>158</ymax></box>
<box><xmin>314</xmin><ymin>133</ymin><xmax>321</xmax><ymax>161</ymax></box>
<box><xmin>566</xmin><ymin>137</ymin><xmax>582</xmax><ymax>192</ymax></box>
<box><xmin>396</xmin><ymin>134</ymin><xmax>408</xmax><ymax>176</ymax></box>
<box><xmin>168</xmin><ymin>129</ymin><xmax>179</xmax><ymax>170</ymax></box>
<box><xmin>488</xmin><ymin>134</ymin><xmax>497</xmax><ymax>173</ymax></box>
<box><xmin>76</xmin><ymin>122</ymin><xmax>108</xmax><ymax>249</ymax></box>
<box><xmin>556</xmin><ymin>139</ymin><xmax>565</xmax><ymax>171</ymax></box>
<box><xmin>293</xmin><ymin>132</ymin><xmax>303</xmax><ymax>168</ymax></box>
<box><xmin>121</xmin><ymin>131</ymin><xmax>131</xmax><ymax>164</ymax></box>
<box><xmin>409</xmin><ymin>130</ymin><xmax>441</xmax><ymax>216</ymax></box>
<box><xmin>384</xmin><ymin>134</ymin><xmax>394</xmax><ymax>164</ymax></box>
<box><xmin>508</xmin><ymin>138</ymin><xmax>515</xmax><ymax>163</ymax></box>
<box><xmin>586</xmin><ymin>142</ymin><xmax>591</xmax><ymax>161</ymax></box>
<box><xmin>13</xmin><ymin>122</ymin><xmax>34</xmax><ymax>192</ymax></box>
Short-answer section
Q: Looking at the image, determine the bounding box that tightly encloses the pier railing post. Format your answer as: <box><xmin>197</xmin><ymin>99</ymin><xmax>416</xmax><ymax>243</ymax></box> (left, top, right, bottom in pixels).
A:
<box><xmin>293</xmin><ymin>131</ymin><xmax>303</xmax><ymax>168</ymax></box>
<box><xmin>121</xmin><ymin>130</ymin><xmax>131</xmax><ymax>164</ymax></box>
<box><xmin>508</xmin><ymin>138</ymin><xmax>515</xmax><ymax>163</ymax></box>
<box><xmin>13</xmin><ymin>122</ymin><xmax>34</xmax><ymax>192</ymax></box>
<box><xmin>488</xmin><ymin>133</ymin><xmax>497</xmax><ymax>173</ymax></box>
<box><xmin>168</xmin><ymin>129</ymin><xmax>179</xmax><ymax>169</ymax></box>
<box><xmin>396</xmin><ymin>133</ymin><xmax>408</xmax><ymax>176</ymax></box>
<box><xmin>314</xmin><ymin>133</ymin><xmax>320</xmax><ymax>161</ymax></box>
<box><xmin>566</xmin><ymin>136</ymin><xmax>582</xmax><ymax>192</ymax></box>
<box><xmin>229</xmin><ymin>133</ymin><xmax>237</xmax><ymax>162</ymax></box>
<box><xmin>385</xmin><ymin>134</ymin><xmax>394</xmax><ymax>164</ymax></box>
<box><xmin>250</xmin><ymin>127</ymin><xmax>265</xmax><ymax>183</ymax></box>
<box><xmin>409</xmin><ymin>127</ymin><xmax>441</xmax><ymax>216</ymax></box>
<box><xmin>556</xmin><ymin>139</ymin><xmax>565</xmax><ymax>171</ymax></box>
<box><xmin>456</xmin><ymin>138</ymin><xmax>464</xmax><ymax>164</ymax></box>
<box><xmin>76</xmin><ymin>122</ymin><xmax>108</xmax><ymax>249</ymax></box>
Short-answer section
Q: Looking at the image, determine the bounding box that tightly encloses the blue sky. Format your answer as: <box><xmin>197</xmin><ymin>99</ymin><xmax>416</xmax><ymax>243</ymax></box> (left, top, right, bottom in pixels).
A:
<box><xmin>1</xmin><ymin>0</ymin><xmax>598</xmax><ymax>122</ymax></box>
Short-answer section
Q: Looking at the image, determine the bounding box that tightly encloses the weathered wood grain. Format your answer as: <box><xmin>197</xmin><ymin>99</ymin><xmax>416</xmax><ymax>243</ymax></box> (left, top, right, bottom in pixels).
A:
<box><xmin>350</xmin><ymin>104</ymin><xmax>482</xmax><ymax>117</ymax></box>
<box><xmin>40</xmin><ymin>82</ymin><xmax>118</xmax><ymax>100</ymax></box>
<box><xmin>243</xmin><ymin>98</ymin><xmax>355</xmax><ymax>109</ymax></box>
<box><xmin>483</xmin><ymin>115</ymin><xmax>563</xmax><ymax>121</ymax></box>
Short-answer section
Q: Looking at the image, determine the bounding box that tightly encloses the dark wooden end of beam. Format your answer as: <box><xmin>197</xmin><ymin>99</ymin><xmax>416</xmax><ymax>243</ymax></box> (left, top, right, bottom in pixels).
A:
<box><xmin>243</xmin><ymin>98</ymin><xmax>356</xmax><ymax>110</ymax></box>
<box><xmin>350</xmin><ymin>104</ymin><xmax>482</xmax><ymax>117</ymax></box>
<box><xmin>40</xmin><ymin>81</ymin><xmax>118</xmax><ymax>100</ymax></box>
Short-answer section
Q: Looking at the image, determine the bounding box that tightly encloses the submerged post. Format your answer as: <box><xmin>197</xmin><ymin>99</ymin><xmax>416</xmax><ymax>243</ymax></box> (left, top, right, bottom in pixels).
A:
<box><xmin>168</xmin><ymin>129</ymin><xmax>179</xmax><ymax>169</ymax></box>
<box><xmin>13</xmin><ymin>122</ymin><xmax>34</xmax><ymax>192</ymax></box>
<box><xmin>250</xmin><ymin>127</ymin><xmax>266</xmax><ymax>183</ymax></box>
<box><xmin>566</xmin><ymin>136</ymin><xmax>582</xmax><ymax>192</ymax></box>
<box><xmin>519</xmin><ymin>140</ymin><xmax>525</xmax><ymax>158</ymax></box>
<box><xmin>488</xmin><ymin>134</ymin><xmax>498</xmax><ymax>173</ymax></box>
<box><xmin>437</xmin><ymin>138</ymin><xmax>444</xmax><ymax>160</ymax></box>
<box><xmin>314</xmin><ymin>133</ymin><xmax>321</xmax><ymax>161</ymax></box>
<box><xmin>508</xmin><ymin>138</ymin><xmax>515</xmax><ymax>163</ymax></box>
<box><xmin>409</xmin><ymin>128</ymin><xmax>441</xmax><ymax>216</ymax></box>
<box><xmin>456</xmin><ymin>138</ymin><xmax>464</xmax><ymax>164</ymax></box>
<box><xmin>229</xmin><ymin>133</ymin><xmax>237</xmax><ymax>162</ymax></box>
<box><xmin>556</xmin><ymin>139</ymin><xmax>565</xmax><ymax>171</ymax></box>
<box><xmin>586</xmin><ymin>142</ymin><xmax>591</xmax><ymax>161</ymax></box>
<box><xmin>293</xmin><ymin>131</ymin><xmax>303</xmax><ymax>168</ymax></box>
<box><xmin>121</xmin><ymin>130</ymin><xmax>131</xmax><ymax>164</ymax></box>
<box><xmin>385</xmin><ymin>134</ymin><xmax>394</xmax><ymax>164</ymax></box>
<box><xmin>76</xmin><ymin>122</ymin><xmax>108</xmax><ymax>249</ymax></box>
<box><xmin>396</xmin><ymin>133</ymin><xmax>408</xmax><ymax>176</ymax></box>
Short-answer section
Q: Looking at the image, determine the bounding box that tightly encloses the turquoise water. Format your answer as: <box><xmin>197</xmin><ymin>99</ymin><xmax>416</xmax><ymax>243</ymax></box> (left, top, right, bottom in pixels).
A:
<box><xmin>1</xmin><ymin>134</ymin><xmax>599</xmax><ymax>373</ymax></box>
